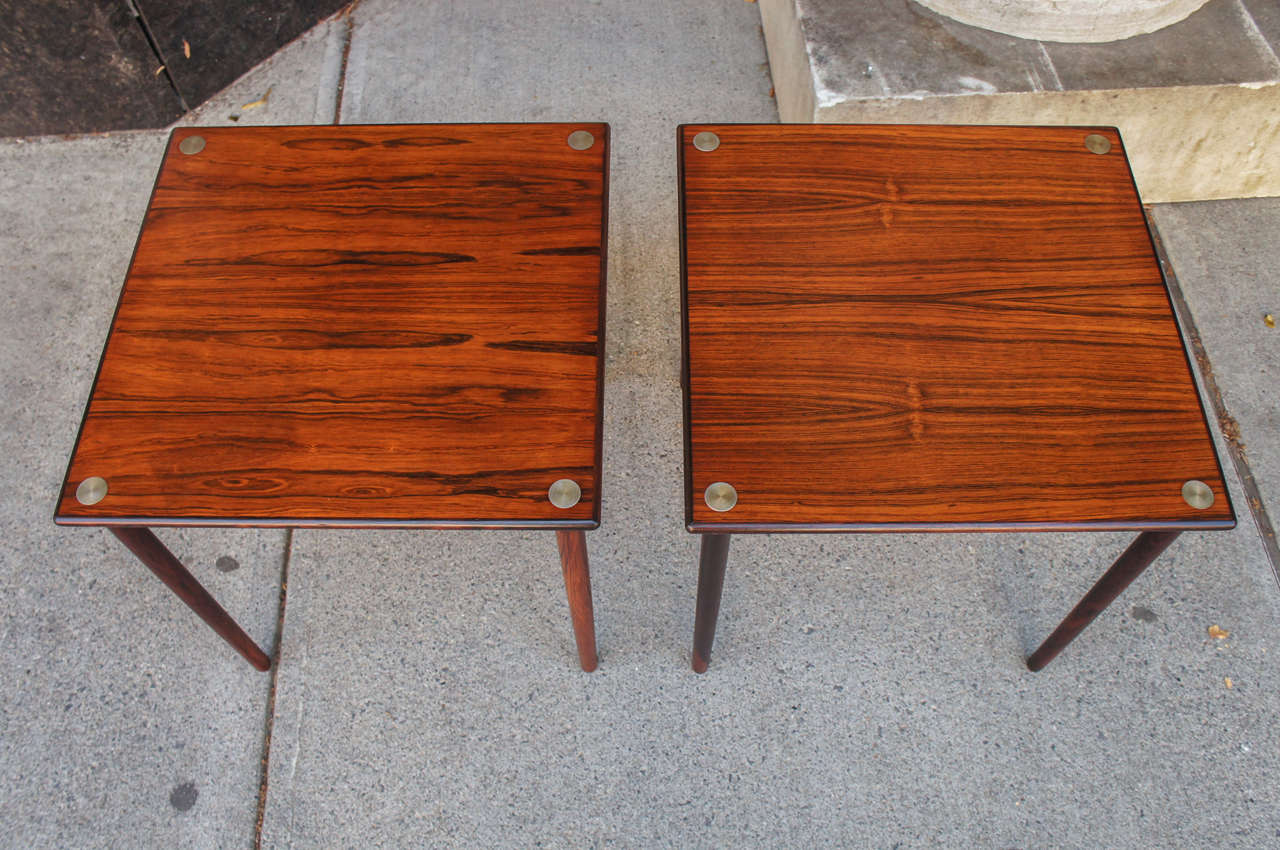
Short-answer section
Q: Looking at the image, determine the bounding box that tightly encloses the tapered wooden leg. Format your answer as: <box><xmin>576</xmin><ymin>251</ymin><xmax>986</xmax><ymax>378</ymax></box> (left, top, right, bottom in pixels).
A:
<box><xmin>691</xmin><ymin>533</ymin><xmax>731</xmax><ymax>673</ymax></box>
<box><xmin>110</xmin><ymin>527</ymin><xmax>271</xmax><ymax>671</ymax></box>
<box><xmin>1027</xmin><ymin>530</ymin><xmax>1181</xmax><ymax>672</ymax></box>
<box><xmin>555</xmin><ymin>530</ymin><xmax>598</xmax><ymax>672</ymax></box>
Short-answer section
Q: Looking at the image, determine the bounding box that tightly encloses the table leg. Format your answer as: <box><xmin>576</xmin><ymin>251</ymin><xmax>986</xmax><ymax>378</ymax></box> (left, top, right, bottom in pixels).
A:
<box><xmin>691</xmin><ymin>533</ymin><xmax>731</xmax><ymax>673</ymax></box>
<box><xmin>1027</xmin><ymin>530</ymin><xmax>1181</xmax><ymax>672</ymax></box>
<box><xmin>555</xmin><ymin>530</ymin><xmax>598</xmax><ymax>672</ymax></box>
<box><xmin>110</xmin><ymin>527</ymin><xmax>271</xmax><ymax>671</ymax></box>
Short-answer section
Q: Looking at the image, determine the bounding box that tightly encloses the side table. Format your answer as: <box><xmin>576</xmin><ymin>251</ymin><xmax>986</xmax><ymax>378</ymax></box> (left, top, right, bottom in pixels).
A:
<box><xmin>57</xmin><ymin>124</ymin><xmax>610</xmax><ymax>672</ymax></box>
<box><xmin>677</xmin><ymin>124</ymin><xmax>1234</xmax><ymax>672</ymax></box>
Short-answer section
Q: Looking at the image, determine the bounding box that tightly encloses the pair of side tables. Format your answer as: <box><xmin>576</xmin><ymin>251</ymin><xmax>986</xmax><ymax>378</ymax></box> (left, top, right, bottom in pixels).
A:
<box><xmin>55</xmin><ymin>123</ymin><xmax>1234</xmax><ymax>675</ymax></box>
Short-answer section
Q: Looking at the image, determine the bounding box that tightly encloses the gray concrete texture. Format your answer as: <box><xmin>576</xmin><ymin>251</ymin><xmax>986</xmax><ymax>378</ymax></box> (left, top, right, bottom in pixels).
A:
<box><xmin>0</xmin><ymin>133</ymin><xmax>288</xmax><ymax>848</ymax></box>
<box><xmin>0</xmin><ymin>0</ymin><xmax>1278</xmax><ymax>847</ymax></box>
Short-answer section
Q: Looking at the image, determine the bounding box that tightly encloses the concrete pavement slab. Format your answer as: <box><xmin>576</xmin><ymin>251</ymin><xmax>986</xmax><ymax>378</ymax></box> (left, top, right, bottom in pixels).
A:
<box><xmin>263</xmin><ymin>372</ymin><xmax>1280</xmax><ymax>847</ymax></box>
<box><xmin>0</xmin><ymin>133</ymin><xmax>285</xmax><ymax>847</ymax></box>
<box><xmin>5</xmin><ymin>0</ymin><xmax>1277</xmax><ymax>845</ymax></box>
<box><xmin>1</xmin><ymin>16</ymin><xmax>355</xmax><ymax>843</ymax></box>
<box><xmin>260</xmin><ymin>2</ymin><xmax>1280</xmax><ymax>845</ymax></box>
<box><xmin>1150</xmin><ymin>199</ymin><xmax>1280</xmax><ymax>558</ymax></box>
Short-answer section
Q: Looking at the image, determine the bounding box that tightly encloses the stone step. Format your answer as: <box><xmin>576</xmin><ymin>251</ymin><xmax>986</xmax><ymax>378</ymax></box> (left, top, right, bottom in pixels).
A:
<box><xmin>760</xmin><ymin>0</ymin><xmax>1280</xmax><ymax>202</ymax></box>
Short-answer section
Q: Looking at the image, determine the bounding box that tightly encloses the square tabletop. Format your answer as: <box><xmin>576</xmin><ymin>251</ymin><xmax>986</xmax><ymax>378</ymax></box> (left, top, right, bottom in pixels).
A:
<box><xmin>678</xmin><ymin>124</ymin><xmax>1233</xmax><ymax>532</ymax></box>
<box><xmin>57</xmin><ymin>124</ymin><xmax>609</xmax><ymax>529</ymax></box>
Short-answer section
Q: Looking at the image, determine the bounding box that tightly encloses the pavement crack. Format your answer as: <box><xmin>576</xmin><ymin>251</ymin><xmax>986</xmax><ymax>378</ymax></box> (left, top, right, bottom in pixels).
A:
<box><xmin>123</xmin><ymin>0</ymin><xmax>191</xmax><ymax>112</ymax></box>
<box><xmin>254</xmin><ymin>528</ymin><xmax>293</xmax><ymax>850</ymax></box>
<box><xmin>333</xmin><ymin>1</ymin><xmax>361</xmax><ymax>124</ymax></box>
<box><xmin>1148</xmin><ymin>212</ymin><xmax>1280</xmax><ymax>586</ymax></box>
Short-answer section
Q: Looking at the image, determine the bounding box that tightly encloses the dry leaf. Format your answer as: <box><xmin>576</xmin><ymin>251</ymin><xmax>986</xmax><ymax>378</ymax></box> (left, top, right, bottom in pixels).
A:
<box><xmin>1266</xmin><ymin>313</ymin><xmax>1275</xmax><ymax>328</ymax></box>
<box><xmin>1224</xmin><ymin>677</ymin><xmax>1234</xmax><ymax>689</ymax></box>
<box><xmin>183</xmin><ymin>39</ymin><xmax>191</xmax><ymax>59</ymax></box>
<box><xmin>1208</xmin><ymin>624</ymin><xmax>1229</xmax><ymax>639</ymax></box>
<box><xmin>242</xmin><ymin>86</ymin><xmax>274</xmax><ymax>111</ymax></box>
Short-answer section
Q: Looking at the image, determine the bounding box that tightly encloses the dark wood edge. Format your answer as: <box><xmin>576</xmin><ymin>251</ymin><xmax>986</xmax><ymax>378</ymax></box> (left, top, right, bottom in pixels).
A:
<box><xmin>686</xmin><ymin>518</ymin><xmax>1235</xmax><ymax>534</ymax></box>
<box><xmin>169</xmin><ymin>122</ymin><xmax>614</xmax><ymax>133</ymax></box>
<box><xmin>677</xmin><ymin>125</ymin><xmax>695</xmax><ymax>529</ymax></box>
<box><xmin>56</xmin><ymin>515</ymin><xmax>599</xmax><ymax>530</ymax></box>
<box><xmin>53</xmin><ymin>127</ymin><xmax>177</xmax><ymax>528</ymax></box>
<box><xmin>1118</xmin><ymin>127</ymin><xmax>1237</xmax><ymax>526</ymax></box>
<box><xmin>591</xmin><ymin>123</ymin><xmax>610</xmax><ymax>527</ymax></box>
<box><xmin>55</xmin><ymin>122</ymin><xmax>611</xmax><ymax>529</ymax></box>
<box><xmin>676</xmin><ymin>122</ymin><xmax>1127</xmax><ymax>132</ymax></box>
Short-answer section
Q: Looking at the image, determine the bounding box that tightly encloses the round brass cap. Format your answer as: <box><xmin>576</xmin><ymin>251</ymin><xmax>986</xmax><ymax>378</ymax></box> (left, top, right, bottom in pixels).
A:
<box><xmin>692</xmin><ymin>131</ymin><xmax>720</xmax><ymax>152</ymax></box>
<box><xmin>548</xmin><ymin>478</ymin><xmax>582</xmax><ymax>509</ymax></box>
<box><xmin>567</xmin><ymin>130</ymin><xmax>595</xmax><ymax>151</ymax></box>
<box><xmin>704</xmin><ymin>481</ymin><xmax>738</xmax><ymax>512</ymax></box>
<box><xmin>76</xmin><ymin>476</ymin><xmax>108</xmax><ymax>506</ymax></box>
<box><xmin>178</xmin><ymin>135</ymin><xmax>206</xmax><ymax>155</ymax></box>
<box><xmin>1084</xmin><ymin>134</ymin><xmax>1111</xmax><ymax>155</ymax></box>
<box><xmin>1181</xmin><ymin>479</ymin><xmax>1214</xmax><ymax>510</ymax></box>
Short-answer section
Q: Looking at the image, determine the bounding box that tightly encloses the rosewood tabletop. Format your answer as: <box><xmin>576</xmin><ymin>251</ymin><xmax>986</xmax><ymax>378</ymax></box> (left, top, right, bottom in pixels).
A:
<box><xmin>679</xmin><ymin>124</ymin><xmax>1232</xmax><ymax>533</ymax></box>
<box><xmin>678</xmin><ymin>123</ymin><xmax>1235</xmax><ymax>673</ymax></box>
<box><xmin>57</xmin><ymin>124</ymin><xmax>609</xmax><ymax>529</ymax></box>
<box><xmin>55</xmin><ymin>123</ymin><xmax>608</xmax><ymax>672</ymax></box>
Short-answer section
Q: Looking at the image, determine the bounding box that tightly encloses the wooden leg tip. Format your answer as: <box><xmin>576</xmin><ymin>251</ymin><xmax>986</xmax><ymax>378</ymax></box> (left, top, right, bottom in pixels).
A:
<box><xmin>1025</xmin><ymin>651</ymin><xmax>1049</xmax><ymax>673</ymax></box>
<box><xmin>579</xmin><ymin>654</ymin><xmax>598</xmax><ymax>673</ymax></box>
<box><xmin>692</xmin><ymin>652</ymin><xmax>709</xmax><ymax>674</ymax></box>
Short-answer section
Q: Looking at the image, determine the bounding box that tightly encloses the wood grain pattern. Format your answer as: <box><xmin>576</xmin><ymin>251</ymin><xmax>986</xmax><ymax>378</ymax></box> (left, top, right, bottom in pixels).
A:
<box><xmin>57</xmin><ymin>124</ymin><xmax>608</xmax><ymax>527</ymax></box>
<box><xmin>679</xmin><ymin>124</ymin><xmax>1233</xmax><ymax>531</ymax></box>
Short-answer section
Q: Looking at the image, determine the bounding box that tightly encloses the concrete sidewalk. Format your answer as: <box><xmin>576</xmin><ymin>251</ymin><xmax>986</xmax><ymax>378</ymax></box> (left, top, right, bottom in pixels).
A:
<box><xmin>1</xmin><ymin>1</ymin><xmax>1277</xmax><ymax>847</ymax></box>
